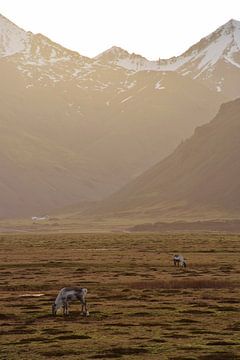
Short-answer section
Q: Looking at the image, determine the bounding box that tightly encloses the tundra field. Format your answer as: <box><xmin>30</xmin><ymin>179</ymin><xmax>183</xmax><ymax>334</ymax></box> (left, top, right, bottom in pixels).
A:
<box><xmin>0</xmin><ymin>233</ymin><xmax>240</xmax><ymax>360</ymax></box>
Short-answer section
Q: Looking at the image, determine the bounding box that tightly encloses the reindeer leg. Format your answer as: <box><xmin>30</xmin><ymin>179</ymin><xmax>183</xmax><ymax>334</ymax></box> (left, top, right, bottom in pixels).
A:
<box><xmin>65</xmin><ymin>302</ymin><xmax>68</xmax><ymax>315</ymax></box>
<box><xmin>63</xmin><ymin>300</ymin><xmax>68</xmax><ymax>316</ymax></box>
<box><xmin>80</xmin><ymin>299</ymin><xmax>88</xmax><ymax>316</ymax></box>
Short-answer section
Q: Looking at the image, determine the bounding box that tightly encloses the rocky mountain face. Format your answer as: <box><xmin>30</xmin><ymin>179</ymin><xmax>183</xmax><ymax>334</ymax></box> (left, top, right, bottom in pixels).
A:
<box><xmin>96</xmin><ymin>19</ymin><xmax>240</xmax><ymax>98</ymax></box>
<box><xmin>0</xmin><ymin>14</ymin><xmax>237</xmax><ymax>218</ymax></box>
<box><xmin>91</xmin><ymin>98</ymin><xmax>240</xmax><ymax>221</ymax></box>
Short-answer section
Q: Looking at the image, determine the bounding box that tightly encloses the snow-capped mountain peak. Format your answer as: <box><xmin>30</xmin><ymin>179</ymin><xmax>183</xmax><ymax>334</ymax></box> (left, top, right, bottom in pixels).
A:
<box><xmin>1</xmin><ymin>14</ymin><xmax>240</xmax><ymax>97</ymax></box>
<box><xmin>95</xmin><ymin>45</ymin><xmax>155</xmax><ymax>71</ymax></box>
<box><xmin>0</xmin><ymin>14</ymin><xmax>87</xmax><ymax>65</ymax></box>
<box><xmin>0</xmin><ymin>14</ymin><xmax>29</xmax><ymax>57</ymax></box>
<box><xmin>94</xmin><ymin>19</ymin><xmax>240</xmax><ymax>79</ymax></box>
<box><xmin>218</xmin><ymin>18</ymin><xmax>240</xmax><ymax>60</ymax></box>
<box><xmin>95</xmin><ymin>46</ymin><xmax>130</xmax><ymax>60</ymax></box>
<box><xmin>0</xmin><ymin>14</ymin><xmax>94</xmax><ymax>86</ymax></box>
<box><xmin>221</xmin><ymin>18</ymin><xmax>240</xmax><ymax>32</ymax></box>
<box><xmin>175</xmin><ymin>18</ymin><xmax>240</xmax><ymax>91</ymax></box>
<box><xmin>184</xmin><ymin>18</ymin><xmax>240</xmax><ymax>60</ymax></box>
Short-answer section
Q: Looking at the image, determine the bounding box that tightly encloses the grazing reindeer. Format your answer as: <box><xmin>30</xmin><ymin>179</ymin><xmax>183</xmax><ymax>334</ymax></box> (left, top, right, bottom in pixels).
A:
<box><xmin>52</xmin><ymin>287</ymin><xmax>89</xmax><ymax>316</ymax></box>
<box><xmin>173</xmin><ymin>254</ymin><xmax>187</xmax><ymax>268</ymax></box>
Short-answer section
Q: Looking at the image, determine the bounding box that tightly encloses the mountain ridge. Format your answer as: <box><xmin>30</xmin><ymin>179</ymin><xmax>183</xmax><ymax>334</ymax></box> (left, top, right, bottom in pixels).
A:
<box><xmin>85</xmin><ymin>97</ymin><xmax>240</xmax><ymax>222</ymax></box>
<box><xmin>1</xmin><ymin>13</ymin><xmax>240</xmax><ymax>96</ymax></box>
<box><xmin>0</xmin><ymin>14</ymin><xmax>237</xmax><ymax>218</ymax></box>
<box><xmin>95</xmin><ymin>19</ymin><xmax>240</xmax><ymax>97</ymax></box>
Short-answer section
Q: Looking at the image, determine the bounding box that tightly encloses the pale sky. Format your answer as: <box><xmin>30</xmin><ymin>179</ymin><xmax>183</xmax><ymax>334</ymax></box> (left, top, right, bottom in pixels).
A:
<box><xmin>0</xmin><ymin>0</ymin><xmax>240</xmax><ymax>60</ymax></box>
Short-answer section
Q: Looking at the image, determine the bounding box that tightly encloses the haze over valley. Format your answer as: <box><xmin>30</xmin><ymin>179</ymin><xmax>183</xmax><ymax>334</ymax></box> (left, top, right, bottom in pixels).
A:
<box><xmin>86</xmin><ymin>98</ymin><xmax>240</xmax><ymax>222</ymax></box>
<box><xmin>0</xmin><ymin>14</ymin><xmax>240</xmax><ymax>226</ymax></box>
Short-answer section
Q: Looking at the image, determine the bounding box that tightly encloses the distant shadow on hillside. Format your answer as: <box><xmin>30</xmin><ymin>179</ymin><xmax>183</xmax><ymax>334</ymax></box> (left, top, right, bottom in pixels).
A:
<box><xmin>129</xmin><ymin>219</ymin><xmax>240</xmax><ymax>233</ymax></box>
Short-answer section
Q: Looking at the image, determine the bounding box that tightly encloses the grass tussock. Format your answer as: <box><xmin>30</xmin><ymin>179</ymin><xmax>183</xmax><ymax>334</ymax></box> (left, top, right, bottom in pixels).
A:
<box><xmin>131</xmin><ymin>278</ymin><xmax>238</xmax><ymax>290</ymax></box>
<box><xmin>199</xmin><ymin>352</ymin><xmax>240</xmax><ymax>360</ymax></box>
<box><xmin>92</xmin><ymin>347</ymin><xmax>149</xmax><ymax>359</ymax></box>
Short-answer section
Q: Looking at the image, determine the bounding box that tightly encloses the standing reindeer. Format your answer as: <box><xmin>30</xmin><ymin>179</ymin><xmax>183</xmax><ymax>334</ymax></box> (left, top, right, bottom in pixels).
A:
<box><xmin>52</xmin><ymin>287</ymin><xmax>89</xmax><ymax>316</ymax></box>
<box><xmin>173</xmin><ymin>254</ymin><xmax>187</xmax><ymax>268</ymax></box>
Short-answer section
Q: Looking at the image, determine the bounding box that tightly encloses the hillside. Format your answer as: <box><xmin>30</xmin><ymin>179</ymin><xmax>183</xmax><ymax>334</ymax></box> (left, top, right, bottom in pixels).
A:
<box><xmin>0</xmin><ymin>14</ymin><xmax>227</xmax><ymax>218</ymax></box>
<box><xmin>86</xmin><ymin>98</ymin><xmax>240</xmax><ymax>221</ymax></box>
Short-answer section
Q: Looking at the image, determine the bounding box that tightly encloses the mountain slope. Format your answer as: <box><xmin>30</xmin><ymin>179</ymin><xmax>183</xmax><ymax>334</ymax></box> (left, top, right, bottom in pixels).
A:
<box><xmin>96</xmin><ymin>19</ymin><xmax>240</xmax><ymax>98</ymax></box>
<box><xmin>177</xmin><ymin>19</ymin><xmax>240</xmax><ymax>98</ymax></box>
<box><xmin>0</xmin><ymin>14</ymin><xmax>227</xmax><ymax>218</ymax></box>
<box><xmin>88</xmin><ymin>98</ymin><xmax>240</xmax><ymax>220</ymax></box>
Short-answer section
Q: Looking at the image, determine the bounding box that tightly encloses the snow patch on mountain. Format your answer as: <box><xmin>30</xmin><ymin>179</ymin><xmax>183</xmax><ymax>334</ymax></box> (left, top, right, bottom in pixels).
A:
<box><xmin>0</xmin><ymin>14</ymin><xmax>29</xmax><ymax>57</ymax></box>
<box><xmin>197</xmin><ymin>34</ymin><xmax>232</xmax><ymax>70</ymax></box>
<box><xmin>95</xmin><ymin>46</ymin><xmax>195</xmax><ymax>72</ymax></box>
<box><xmin>96</xmin><ymin>19</ymin><xmax>240</xmax><ymax>79</ymax></box>
<box><xmin>225</xmin><ymin>56</ymin><xmax>240</xmax><ymax>68</ymax></box>
<box><xmin>121</xmin><ymin>95</ymin><xmax>133</xmax><ymax>103</ymax></box>
<box><xmin>1</xmin><ymin>13</ymin><xmax>240</xmax><ymax>96</ymax></box>
<box><xmin>155</xmin><ymin>80</ymin><xmax>165</xmax><ymax>90</ymax></box>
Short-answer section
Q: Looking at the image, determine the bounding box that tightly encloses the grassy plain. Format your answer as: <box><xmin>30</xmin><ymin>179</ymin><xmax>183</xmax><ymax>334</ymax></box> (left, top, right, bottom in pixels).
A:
<box><xmin>0</xmin><ymin>233</ymin><xmax>240</xmax><ymax>360</ymax></box>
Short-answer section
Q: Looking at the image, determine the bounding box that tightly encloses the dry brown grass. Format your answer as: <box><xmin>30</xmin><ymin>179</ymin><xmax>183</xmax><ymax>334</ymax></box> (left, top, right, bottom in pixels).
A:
<box><xmin>0</xmin><ymin>232</ymin><xmax>240</xmax><ymax>360</ymax></box>
<box><xmin>131</xmin><ymin>278</ymin><xmax>238</xmax><ymax>290</ymax></box>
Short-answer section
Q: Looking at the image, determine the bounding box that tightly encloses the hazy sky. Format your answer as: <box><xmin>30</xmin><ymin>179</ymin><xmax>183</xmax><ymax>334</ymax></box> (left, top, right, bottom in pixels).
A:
<box><xmin>0</xmin><ymin>0</ymin><xmax>240</xmax><ymax>59</ymax></box>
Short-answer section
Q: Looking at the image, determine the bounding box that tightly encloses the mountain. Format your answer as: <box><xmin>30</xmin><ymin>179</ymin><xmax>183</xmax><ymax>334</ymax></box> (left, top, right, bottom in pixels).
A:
<box><xmin>177</xmin><ymin>19</ymin><xmax>240</xmax><ymax>98</ymax></box>
<box><xmin>87</xmin><ymin>98</ymin><xmax>240</xmax><ymax>222</ymax></box>
<box><xmin>96</xmin><ymin>19</ymin><xmax>240</xmax><ymax>98</ymax></box>
<box><xmin>0</xmin><ymin>14</ymin><xmax>29</xmax><ymax>56</ymax></box>
<box><xmin>0</xmin><ymin>14</ymin><xmax>235</xmax><ymax>218</ymax></box>
<box><xmin>95</xmin><ymin>46</ymin><xmax>155</xmax><ymax>71</ymax></box>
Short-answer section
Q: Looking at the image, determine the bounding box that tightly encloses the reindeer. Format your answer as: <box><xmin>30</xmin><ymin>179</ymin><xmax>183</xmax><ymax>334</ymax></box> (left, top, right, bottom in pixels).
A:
<box><xmin>52</xmin><ymin>287</ymin><xmax>89</xmax><ymax>316</ymax></box>
<box><xmin>173</xmin><ymin>254</ymin><xmax>187</xmax><ymax>268</ymax></box>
